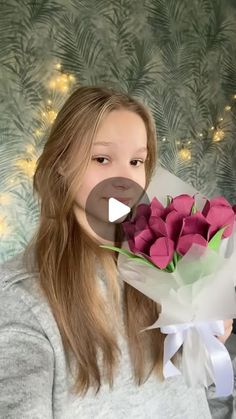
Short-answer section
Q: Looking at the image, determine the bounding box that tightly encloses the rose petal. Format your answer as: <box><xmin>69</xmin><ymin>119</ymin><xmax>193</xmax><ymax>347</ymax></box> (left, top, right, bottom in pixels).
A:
<box><xmin>205</xmin><ymin>206</ymin><xmax>235</xmax><ymax>238</ymax></box>
<box><xmin>149</xmin><ymin>237</ymin><xmax>175</xmax><ymax>269</ymax></box>
<box><xmin>202</xmin><ymin>196</ymin><xmax>232</xmax><ymax>217</ymax></box>
<box><xmin>180</xmin><ymin>212</ymin><xmax>211</xmax><ymax>240</ymax></box>
<box><xmin>149</xmin><ymin>217</ymin><xmax>167</xmax><ymax>237</ymax></box>
<box><xmin>134</xmin><ymin>228</ymin><xmax>156</xmax><ymax>254</ymax></box>
<box><xmin>168</xmin><ymin>194</ymin><xmax>195</xmax><ymax>216</ymax></box>
<box><xmin>135</xmin><ymin>215</ymin><xmax>149</xmax><ymax>231</ymax></box>
<box><xmin>133</xmin><ymin>203</ymin><xmax>151</xmax><ymax>222</ymax></box>
<box><xmin>165</xmin><ymin>210</ymin><xmax>185</xmax><ymax>242</ymax></box>
<box><xmin>176</xmin><ymin>234</ymin><xmax>208</xmax><ymax>256</ymax></box>
<box><xmin>150</xmin><ymin>197</ymin><xmax>165</xmax><ymax>218</ymax></box>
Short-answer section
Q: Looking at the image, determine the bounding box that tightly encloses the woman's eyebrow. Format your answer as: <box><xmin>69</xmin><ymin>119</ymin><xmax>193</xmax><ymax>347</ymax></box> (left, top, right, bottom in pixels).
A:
<box><xmin>94</xmin><ymin>141</ymin><xmax>147</xmax><ymax>152</ymax></box>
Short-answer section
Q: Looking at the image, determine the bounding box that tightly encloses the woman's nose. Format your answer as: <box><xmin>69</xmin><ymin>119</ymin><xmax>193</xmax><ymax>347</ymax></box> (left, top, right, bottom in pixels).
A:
<box><xmin>111</xmin><ymin>177</ymin><xmax>132</xmax><ymax>191</ymax></box>
<box><xmin>111</xmin><ymin>164</ymin><xmax>136</xmax><ymax>183</ymax></box>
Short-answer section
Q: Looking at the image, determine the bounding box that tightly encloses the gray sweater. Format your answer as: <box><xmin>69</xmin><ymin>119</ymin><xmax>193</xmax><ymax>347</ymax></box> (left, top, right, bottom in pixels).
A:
<box><xmin>0</xmin><ymin>251</ymin><xmax>212</xmax><ymax>419</ymax></box>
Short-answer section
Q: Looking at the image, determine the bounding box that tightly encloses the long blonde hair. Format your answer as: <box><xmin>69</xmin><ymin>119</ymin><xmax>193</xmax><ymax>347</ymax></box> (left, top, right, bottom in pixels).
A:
<box><xmin>23</xmin><ymin>85</ymin><xmax>165</xmax><ymax>397</ymax></box>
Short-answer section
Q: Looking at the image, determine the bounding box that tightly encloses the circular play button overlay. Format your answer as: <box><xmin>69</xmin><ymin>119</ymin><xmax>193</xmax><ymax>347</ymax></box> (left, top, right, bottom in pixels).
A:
<box><xmin>84</xmin><ymin>177</ymin><xmax>150</xmax><ymax>242</ymax></box>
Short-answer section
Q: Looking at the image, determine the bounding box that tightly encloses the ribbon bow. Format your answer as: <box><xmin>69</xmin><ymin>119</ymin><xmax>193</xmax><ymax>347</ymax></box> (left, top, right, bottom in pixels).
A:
<box><xmin>159</xmin><ymin>320</ymin><xmax>234</xmax><ymax>397</ymax></box>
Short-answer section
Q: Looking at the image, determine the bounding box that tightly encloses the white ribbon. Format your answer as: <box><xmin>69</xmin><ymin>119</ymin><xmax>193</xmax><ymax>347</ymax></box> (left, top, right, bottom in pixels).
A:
<box><xmin>157</xmin><ymin>320</ymin><xmax>234</xmax><ymax>397</ymax></box>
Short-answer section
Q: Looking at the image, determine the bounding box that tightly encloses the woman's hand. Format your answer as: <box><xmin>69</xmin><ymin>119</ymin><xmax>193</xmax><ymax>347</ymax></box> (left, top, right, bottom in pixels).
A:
<box><xmin>216</xmin><ymin>319</ymin><xmax>233</xmax><ymax>344</ymax></box>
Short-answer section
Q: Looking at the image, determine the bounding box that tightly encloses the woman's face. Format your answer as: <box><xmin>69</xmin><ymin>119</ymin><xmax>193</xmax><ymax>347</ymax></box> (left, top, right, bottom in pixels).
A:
<box><xmin>73</xmin><ymin>108</ymin><xmax>148</xmax><ymax>241</ymax></box>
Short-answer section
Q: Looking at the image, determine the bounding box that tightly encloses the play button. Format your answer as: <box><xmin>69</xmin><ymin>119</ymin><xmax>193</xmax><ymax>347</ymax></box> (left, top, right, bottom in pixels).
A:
<box><xmin>108</xmin><ymin>197</ymin><xmax>131</xmax><ymax>222</ymax></box>
<box><xmin>83</xmin><ymin>177</ymin><xmax>150</xmax><ymax>242</ymax></box>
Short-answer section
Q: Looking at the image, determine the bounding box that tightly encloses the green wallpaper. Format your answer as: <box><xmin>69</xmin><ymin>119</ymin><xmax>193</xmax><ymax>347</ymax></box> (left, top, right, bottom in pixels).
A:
<box><xmin>1</xmin><ymin>0</ymin><xmax>236</xmax><ymax>261</ymax></box>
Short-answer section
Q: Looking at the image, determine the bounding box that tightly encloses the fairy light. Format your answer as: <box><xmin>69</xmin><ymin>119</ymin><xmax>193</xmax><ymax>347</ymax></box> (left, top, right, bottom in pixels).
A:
<box><xmin>41</xmin><ymin>108</ymin><xmax>57</xmax><ymax>124</ymax></box>
<box><xmin>213</xmin><ymin>129</ymin><xmax>225</xmax><ymax>142</ymax></box>
<box><xmin>49</xmin><ymin>80</ymin><xmax>56</xmax><ymax>89</ymax></box>
<box><xmin>0</xmin><ymin>216</ymin><xmax>9</xmax><ymax>236</ymax></box>
<box><xmin>15</xmin><ymin>158</ymin><xmax>37</xmax><ymax>177</ymax></box>
<box><xmin>178</xmin><ymin>147</ymin><xmax>191</xmax><ymax>161</ymax></box>
<box><xmin>8</xmin><ymin>178</ymin><xmax>19</xmax><ymax>187</ymax></box>
<box><xmin>48</xmin><ymin>73</ymin><xmax>75</xmax><ymax>93</ymax></box>
<box><xmin>34</xmin><ymin>129</ymin><xmax>42</xmax><ymax>137</ymax></box>
<box><xmin>68</xmin><ymin>74</ymin><xmax>75</xmax><ymax>82</ymax></box>
<box><xmin>233</xmin><ymin>94</ymin><xmax>236</xmax><ymax>99</ymax></box>
<box><xmin>26</xmin><ymin>144</ymin><xmax>35</xmax><ymax>154</ymax></box>
<box><xmin>46</xmin><ymin>110</ymin><xmax>57</xmax><ymax>123</ymax></box>
<box><xmin>224</xmin><ymin>105</ymin><xmax>231</xmax><ymax>111</ymax></box>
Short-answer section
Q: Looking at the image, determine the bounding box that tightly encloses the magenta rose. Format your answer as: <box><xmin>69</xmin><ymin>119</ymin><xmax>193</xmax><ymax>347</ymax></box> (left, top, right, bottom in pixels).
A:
<box><xmin>165</xmin><ymin>194</ymin><xmax>195</xmax><ymax>217</ymax></box>
<box><xmin>122</xmin><ymin>194</ymin><xmax>236</xmax><ymax>270</ymax></box>
<box><xmin>176</xmin><ymin>212</ymin><xmax>211</xmax><ymax>256</ymax></box>
<box><xmin>201</xmin><ymin>196</ymin><xmax>236</xmax><ymax>239</ymax></box>
<box><xmin>122</xmin><ymin>198</ymin><xmax>175</xmax><ymax>269</ymax></box>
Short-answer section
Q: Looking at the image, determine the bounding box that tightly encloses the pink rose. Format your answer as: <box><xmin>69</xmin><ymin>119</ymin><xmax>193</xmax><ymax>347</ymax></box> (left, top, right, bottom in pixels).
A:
<box><xmin>201</xmin><ymin>197</ymin><xmax>236</xmax><ymax>238</ymax></box>
<box><xmin>121</xmin><ymin>194</ymin><xmax>236</xmax><ymax>270</ymax></box>
<box><xmin>176</xmin><ymin>212</ymin><xmax>210</xmax><ymax>256</ymax></box>
<box><xmin>122</xmin><ymin>198</ymin><xmax>175</xmax><ymax>269</ymax></box>
<box><xmin>166</xmin><ymin>194</ymin><xmax>195</xmax><ymax>217</ymax></box>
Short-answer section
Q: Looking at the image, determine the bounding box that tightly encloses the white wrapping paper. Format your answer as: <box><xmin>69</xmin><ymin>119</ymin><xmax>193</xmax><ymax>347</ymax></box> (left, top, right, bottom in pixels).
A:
<box><xmin>117</xmin><ymin>230</ymin><xmax>236</xmax><ymax>396</ymax></box>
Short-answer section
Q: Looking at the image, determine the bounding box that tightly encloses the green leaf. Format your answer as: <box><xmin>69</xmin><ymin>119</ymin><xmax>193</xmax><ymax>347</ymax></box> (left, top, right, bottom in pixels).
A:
<box><xmin>191</xmin><ymin>203</ymin><xmax>197</xmax><ymax>214</ymax></box>
<box><xmin>166</xmin><ymin>194</ymin><xmax>173</xmax><ymax>206</ymax></box>
<box><xmin>99</xmin><ymin>244</ymin><xmax>138</xmax><ymax>258</ymax></box>
<box><xmin>173</xmin><ymin>251</ymin><xmax>178</xmax><ymax>267</ymax></box>
<box><xmin>208</xmin><ymin>226</ymin><xmax>228</xmax><ymax>251</ymax></box>
<box><xmin>99</xmin><ymin>245</ymin><xmax>158</xmax><ymax>268</ymax></box>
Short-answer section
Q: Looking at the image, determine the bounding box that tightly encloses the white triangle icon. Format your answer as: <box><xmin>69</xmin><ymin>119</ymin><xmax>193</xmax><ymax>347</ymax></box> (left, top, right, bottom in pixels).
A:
<box><xmin>108</xmin><ymin>198</ymin><xmax>131</xmax><ymax>222</ymax></box>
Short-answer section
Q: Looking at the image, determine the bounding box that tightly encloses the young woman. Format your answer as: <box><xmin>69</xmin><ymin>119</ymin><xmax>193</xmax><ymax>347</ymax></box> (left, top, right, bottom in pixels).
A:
<box><xmin>0</xmin><ymin>86</ymin><xmax>232</xmax><ymax>418</ymax></box>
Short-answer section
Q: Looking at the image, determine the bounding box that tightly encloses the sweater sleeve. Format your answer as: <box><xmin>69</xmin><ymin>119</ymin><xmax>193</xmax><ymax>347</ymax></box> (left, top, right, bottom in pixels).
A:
<box><xmin>0</xmin><ymin>282</ymin><xmax>54</xmax><ymax>418</ymax></box>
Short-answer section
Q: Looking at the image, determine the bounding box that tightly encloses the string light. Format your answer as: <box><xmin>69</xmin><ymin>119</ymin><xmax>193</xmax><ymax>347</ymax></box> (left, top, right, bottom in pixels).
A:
<box><xmin>0</xmin><ymin>216</ymin><xmax>9</xmax><ymax>236</ymax></box>
<box><xmin>41</xmin><ymin>108</ymin><xmax>57</xmax><ymax>124</ymax></box>
<box><xmin>213</xmin><ymin>129</ymin><xmax>225</xmax><ymax>142</ymax></box>
<box><xmin>15</xmin><ymin>158</ymin><xmax>37</xmax><ymax>177</ymax></box>
<box><xmin>48</xmin><ymin>73</ymin><xmax>75</xmax><ymax>92</ymax></box>
<box><xmin>68</xmin><ymin>74</ymin><xmax>75</xmax><ymax>82</ymax></box>
<box><xmin>47</xmin><ymin>110</ymin><xmax>57</xmax><ymax>122</ymax></box>
<box><xmin>34</xmin><ymin>129</ymin><xmax>43</xmax><ymax>137</ymax></box>
<box><xmin>224</xmin><ymin>105</ymin><xmax>231</xmax><ymax>111</ymax></box>
<box><xmin>178</xmin><ymin>147</ymin><xmax>191</xmax><ymax>161</ymax></box>
<box><xmin>8</xmin><ymin>178</ymin><xmax>19</xmax><ymax>187</ymax></box>
<box><xmin>25</xmin><ymin>144</ymin><xmax>35</xmax><ymax>154</ymax></box>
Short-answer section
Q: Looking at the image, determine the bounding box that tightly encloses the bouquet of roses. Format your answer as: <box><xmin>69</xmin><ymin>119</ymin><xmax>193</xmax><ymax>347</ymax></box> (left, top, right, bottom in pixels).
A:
<box><xmin>100</xmin><ymin>193</ymin><xmax>236</xmax><ymax>397</ymax></box>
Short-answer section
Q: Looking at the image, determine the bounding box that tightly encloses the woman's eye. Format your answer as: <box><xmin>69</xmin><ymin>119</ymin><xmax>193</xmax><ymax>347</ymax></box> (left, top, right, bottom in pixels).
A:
<box><xmin>130</xmin><ymin>159</ymin><xmax>144</xmax><ymax>167</ymax></box>
<box><xmin>92</xmin><ymin>157</ymin><xmax>109</xmax><ymax>164</ymax></box>
<box><xmin>92</xmin><ymin>157</ymin><xmax>144</xmax><ymax>166</ymax></box>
